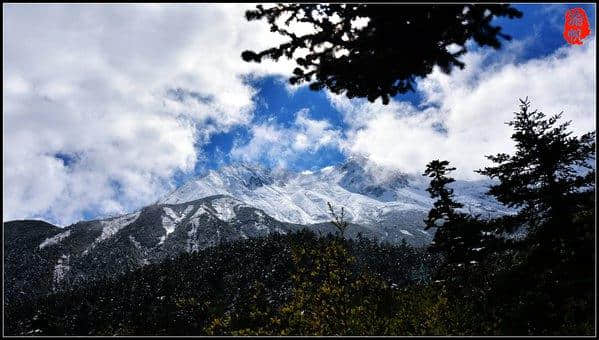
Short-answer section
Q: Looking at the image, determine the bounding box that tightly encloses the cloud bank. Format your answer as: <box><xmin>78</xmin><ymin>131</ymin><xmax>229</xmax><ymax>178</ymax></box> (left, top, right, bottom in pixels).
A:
<box><xmin>332</xmin><ymin>37</ymin><xmax>596</xmax><ymax>179</ymax></box>
<box><xmin>230</xmin><ymin>109</ymin><xmax>341</xmax><ymax>169</ymax></box>
<box><xmin>3</xmin><ymin>4</ymin><xmax>293</xmax><ymax>225</ymax></box>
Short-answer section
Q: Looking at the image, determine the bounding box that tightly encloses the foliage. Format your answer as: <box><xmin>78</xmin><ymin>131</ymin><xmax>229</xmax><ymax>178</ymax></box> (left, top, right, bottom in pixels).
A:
<box><xmin>422</xmin><ymin>160</ymin><xmax>463</xmax><ymax>230</ymax></box>
<box><xmin>421</xmin><ymin>160</ymin><xmax>496</xmax><ymax>277</ymax></box>
<box><xmin>5</xmin><ymin>230</ymin><xmax>437</xmax><ymax>336</ymax></box>
<box><xmin>5</xmin><ymin>214</ymin><xmax>594</xmax><ymax>336</ymax></box>
<box><xmin>425</xmin><ymin>98</ymin><xmax>596</xmax><ymax>335</ymax></box>
<box><xmin>476</xmin><ymin>97</ymin><xmax>595</xmax><ymax>232</ymax></box>
<box><xmin>274</xmin><ymin>237</ymin><xmax>393</xmax><ymax>335</ymax></box>
<box><xmin>481</xmin><ymin>189</ymin><xmax>596</xmax><ymax>335</ymax></box>
<box><xmin>327</xmin><ymin>201</ymin><xmax>349</xmax><ymax>237</ymax></box>
<box><xmin>473</xmin><ymin>99</ymin><xmax>595</xmax><ymax>334</ymax></box>
<box><xmin>242</xmin><ymin>4</ymin><xmax>522</xmax><ymax>104</ymax></box>
<box><xmin>202</xmin><ymin>233</ymin><xmax>478</xmax><ymax>336</ymax></box>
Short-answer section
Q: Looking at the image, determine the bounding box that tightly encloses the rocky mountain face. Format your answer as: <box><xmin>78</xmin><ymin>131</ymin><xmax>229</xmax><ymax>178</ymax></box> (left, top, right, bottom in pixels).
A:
<box><xmin>4</xmin><ymin>157</ymin><xmax>510</xmax><ymax>304</ymax></box>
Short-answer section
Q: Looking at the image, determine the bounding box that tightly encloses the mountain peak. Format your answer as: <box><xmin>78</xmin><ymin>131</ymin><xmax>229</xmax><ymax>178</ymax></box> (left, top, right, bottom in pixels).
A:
<box><xmin>160</xmin><ymin>156</ymin><xmax>509</xmax><ymax>227</ymax></box>
<box><xmin>344</xmin><ymin>153</ymin><xmax>371</xmax><ymax>166</ymax></box>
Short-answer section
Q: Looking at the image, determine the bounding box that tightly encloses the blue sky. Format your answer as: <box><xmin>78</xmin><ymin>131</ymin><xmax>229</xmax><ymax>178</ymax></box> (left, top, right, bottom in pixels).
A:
<box><xmin>3</xmin><ymin>4</ymin><xmax>596</xmax><ymax>225</ymax></box>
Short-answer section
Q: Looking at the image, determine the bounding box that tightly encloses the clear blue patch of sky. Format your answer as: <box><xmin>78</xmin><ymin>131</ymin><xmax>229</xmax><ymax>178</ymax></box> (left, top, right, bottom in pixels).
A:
<box><xmin>248</xmin><ymin>76</ymin><xmax>348</xmax><ymax>129</ymax></box>
<box><xmin>53</xmin><ymin>152</ymin><xmax>79</xmax><ymax>168</ymax></box>
<box><xmin>391</xmin><ymin>82</ymin><xmax>425</xmax><ymax>107</ymax></box>
<box><xmin>472</xmin><ymin>4</ymin><xmax>595</xmax><ymax>61</ymax></box>
<box><xmin>81</xmin><ymin>210</ymin><xmax>98</xmax><ymax>222</ymax></box>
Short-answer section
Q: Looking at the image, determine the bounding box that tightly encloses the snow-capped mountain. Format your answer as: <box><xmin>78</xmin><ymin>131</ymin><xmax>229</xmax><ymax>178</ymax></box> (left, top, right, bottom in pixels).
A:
<box><xmin>160</xmin><ymin>155</ymin><xmax>510</xmax><ymax>229</ymax></box>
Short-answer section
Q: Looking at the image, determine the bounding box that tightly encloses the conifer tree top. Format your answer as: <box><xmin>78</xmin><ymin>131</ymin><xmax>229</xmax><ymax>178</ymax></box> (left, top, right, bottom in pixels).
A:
<box><xmin>477</xmin><ymin>98</ymin><xmax>595</xmax><ymax>227</ymax></box>
<box><xmin>423</xmin><ymin>160</ymin><xmax>463</xmax><ymax>230</ymax></box>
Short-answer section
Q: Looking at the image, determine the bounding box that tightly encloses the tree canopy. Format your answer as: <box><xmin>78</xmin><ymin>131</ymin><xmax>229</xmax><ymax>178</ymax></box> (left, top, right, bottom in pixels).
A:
<box><xmin>422</xmin><ymin>160</ymin><xmax>490</xmax><ymax>272</ymax></box>
<box><xmin>474</xmin><ymin>99</ymin><xmax>596</xmax><ymax>334</ymax></box>
<box><xmin>242</xmin><ymin>4</ymin><xmax>522</xmax><ymax>104</ymax></box>
<box><xmin>476</xmin><ymin>98</ymin><xmax>595</xmax><ymax>234</ymax></box>
<box><xmin>422</xmin><ymin>160</ymin><xmax>463</xmax><ymax>230</ymax></box>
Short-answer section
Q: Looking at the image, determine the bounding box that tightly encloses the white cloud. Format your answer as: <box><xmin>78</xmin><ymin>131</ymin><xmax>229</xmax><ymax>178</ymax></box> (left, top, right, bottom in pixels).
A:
<box><xmin>331</xmin><ymin>37</ymin><xmax>596</xmax><ymax>180</ymax></box>
<box><xmin>231</xmin><ymin>109</ymin><xmax>341</xmax><ymax>168</ymax></box>
<box><xmin>3</xmin><ymin>4</ymin><xmax>294</xmax><ymax>225</ymax></box>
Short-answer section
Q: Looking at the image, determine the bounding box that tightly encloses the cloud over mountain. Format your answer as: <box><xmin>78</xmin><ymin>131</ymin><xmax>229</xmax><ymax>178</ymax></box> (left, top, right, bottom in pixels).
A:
<box><xmin>3</xmin><ymin>4</ymin><xmax>293</xmax><ymax>225</ymax></box>
<box><xmin>331</xmin><ymin>37</ymin><xmax>595</xmax><ymax>179</ymax></box>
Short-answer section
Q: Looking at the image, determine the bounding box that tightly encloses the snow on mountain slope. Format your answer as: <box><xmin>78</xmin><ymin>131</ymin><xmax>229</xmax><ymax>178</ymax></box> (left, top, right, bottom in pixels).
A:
<box><xmin>39</xmin><ymin>229</ymin><xmax>72</xmax><ymax>249</ymax></box>
<box><xmin>211</xmin><ymin>196</ymin><xmax>247</xmax><ymax>222</ymax></box>
<box><xmin>4</xmin><ymin>158</ymin><xmax>515</xmax><ymax>303</ymax></box>
<box><xmin>98</xmin><ymin>211</ymin><xmax>141</xmax><ymax>242</ymax></box>
<box><xmin>160</xmin><ymin>156</ymin><xmax>511</xmax><ymax>227</ymax></box>
<box><xmin>5</xmin><ymin>196</ymin><xmax>311</xmax><ymax>301</ymax></box>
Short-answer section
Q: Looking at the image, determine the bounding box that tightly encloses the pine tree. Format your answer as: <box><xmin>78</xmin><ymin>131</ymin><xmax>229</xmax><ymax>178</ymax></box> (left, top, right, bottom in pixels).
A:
<box><xmin>327</xmin><ymin>202</ymin><xmax>349</xmax><ymax>238</ymax></box>
<box><xmin>422</xmin><ymin>160</ymin><xmax>496</xmax><ymax>291</ymax></box>
<box><xmin>422</xmin><ymin>160</ymin><xmax>463</xmax><ymax>230</ymax></box>
<box><xmin>422</xmin><ymin>160</ymin><xmax>468</xmax><ymax>270</ymax></box>
<box><xmin>476</xmin><ymin>98</ymin><xmax>596</xmax><ymax>335</ymax></box>
<box><xmin>476</xmin><ymin>98</ymin><xmax>595</xmax><ymax>242</ymax></box>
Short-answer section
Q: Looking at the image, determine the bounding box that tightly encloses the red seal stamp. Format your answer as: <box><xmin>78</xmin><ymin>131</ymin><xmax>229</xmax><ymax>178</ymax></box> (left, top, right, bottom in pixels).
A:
<box><xmin>563</xmin><ymin>8</ymin><xmax>591</xmax><ymax>45</ymax></box>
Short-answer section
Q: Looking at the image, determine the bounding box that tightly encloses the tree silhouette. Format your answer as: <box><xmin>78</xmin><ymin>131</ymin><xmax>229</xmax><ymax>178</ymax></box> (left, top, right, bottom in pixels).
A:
<box><xmin>476</xmin><ymin>98</ymin><xmax>595</xmax><ymax>238</ymax></box>
<box><xmin>475</xmin><ymin>98</ymin><xmax>596</xmax><ymax>335</ymax></box>
<box><xmin>242</xmin><ymin>4</ymin><xmax>522</xmax><ymax>104</ymax></box>
<box><xmin>423</xmin><ymin>160</ymin><xmax>463</xmax><ymax>230</ymax></box>
<box><xmin>327</xmin><ymin>202</ymin><xmax>349</xmax><ymax>238</ymax></box>
<box><xmin>422</xmin><ymin>160</ymin><xmax>486</xmax><ymax>275</ymax></box>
